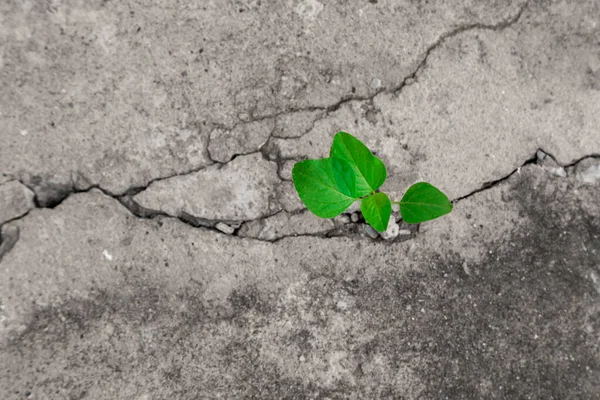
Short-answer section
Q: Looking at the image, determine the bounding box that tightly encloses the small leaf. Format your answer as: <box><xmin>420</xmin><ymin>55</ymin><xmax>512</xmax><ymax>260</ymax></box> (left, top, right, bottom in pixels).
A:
<box><xmin>330</xmin><ymin>132</ymin><xmax>387</xmax><ymax>197</ymax></box>
<box><xmin>399</xmin><ymin>182</ymin><xmax>453</xmax><ymax>224</ymax></box>
<box><xmin>360</xmin><ymin>192</ymin><xmax>392</xmax><ymax>232</ymax></box>
<box><xmin>292</xmin><ymin>157</ymin><xmax>359</xmax><ymax>218</ymax></box>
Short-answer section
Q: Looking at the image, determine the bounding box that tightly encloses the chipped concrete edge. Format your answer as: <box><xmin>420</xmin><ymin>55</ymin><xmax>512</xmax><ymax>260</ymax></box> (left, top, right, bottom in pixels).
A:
<box><xmin>0</xmin><ymin>149</ymin><xmax>597</xmax><ymax>266</ymax></box>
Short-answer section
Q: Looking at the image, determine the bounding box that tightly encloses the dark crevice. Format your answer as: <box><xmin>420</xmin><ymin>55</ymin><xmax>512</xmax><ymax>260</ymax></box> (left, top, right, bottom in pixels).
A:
<box><xmin>121</xmin><ymin>163</ymin><xmax>215</xmax><ymax>198</ymax></box>
<box><xmin>564</xmin><ymin>153</ymin><xmax>600</xmax><ymax>168</ymax></box>
<box><xmin>452</xmin><ymin>149</ymin><xmax>599</xmax><ymax>204</ymax></box>
<box><xmin>2</xmin><ymin>0</ymin><xmax>594</xmax><ymax>249</ymax></box>
<box><xmin>1</xmin><ymin>148</ymin><xmax>598</xmax><ymax>253</ymax></box>
<box><xmin>453</xmin><ymin>153</ymin><xmax>538</xmax><ymax>203</ymax></box>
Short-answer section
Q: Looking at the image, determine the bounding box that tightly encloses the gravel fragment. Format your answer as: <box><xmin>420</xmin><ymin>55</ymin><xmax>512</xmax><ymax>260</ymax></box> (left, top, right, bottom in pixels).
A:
<box><xmin>215</xmin><ymin>222</ymin><xmax>235</xmax><ymax>235</ymax></box>
<box><xmin>380</xmin><ymin>218</ymin><xmax>400</xmax><ymax>240</ymax></box>
<box><xmin>364</xmin><ymin>224</ymin><xmax>379</xmax><ymax>239</ymax></box>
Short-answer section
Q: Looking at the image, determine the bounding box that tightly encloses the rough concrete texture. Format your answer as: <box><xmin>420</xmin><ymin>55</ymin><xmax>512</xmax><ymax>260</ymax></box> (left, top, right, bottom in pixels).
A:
<box><xmin>1</xmin><ymin>0</ymin><xmax>600</xmax><ymax>398</ymax></box>
<box><xmin>1</xmin><ymin>166</ymin><xmax>599</xmax><ymax>399</ymax></box>
<box><xmin>238</xmin><ymin>210</ymin><xmax>335</xmax><ymax>241</ymax></box>
<box><xmin>208</xmin><ymin>119</ymin><xmax>275</xmax><ymax>163</ymax></box>
<box><xmin>276</xmin><ymin>181</ymin><xmax>306</xmax><ymax>213</ymax></box>
<box><xmin>0</xmin><ymin>180</ymin><xmax>35</xmax><ymax>225</ymax></box>
<box><xmin>133</xmin><ymin>153</ymin><xmax>281</xmax><ymax>222</ymax></box>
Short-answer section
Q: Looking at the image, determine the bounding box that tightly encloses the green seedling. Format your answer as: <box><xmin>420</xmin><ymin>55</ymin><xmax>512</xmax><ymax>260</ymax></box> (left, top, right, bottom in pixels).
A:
<box><xmin>292</xmin><ymin>132</ymin><xmax>453</xmax><ymax>232</ymax></box>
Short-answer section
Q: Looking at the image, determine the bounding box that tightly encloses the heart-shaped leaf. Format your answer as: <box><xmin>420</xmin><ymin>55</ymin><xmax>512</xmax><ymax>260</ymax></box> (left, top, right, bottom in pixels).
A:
<box><xmin>360</xmin><ymin>192</ymin><xmax>392</xmax><ymax>232</ymax></box>
<box><xmin>330</xmin><ymin>132</ymin><xmax>387</xmax><ymax>197</ymax></box>
<box><xmin>399</xmin><ymin>182</ymin><xmax>453</xmax><ymax>224</ymax></box>
<box><xmin>292</xmin><ymin>157</ymin><xmax>359</xmax><ymax>218</ymax></box>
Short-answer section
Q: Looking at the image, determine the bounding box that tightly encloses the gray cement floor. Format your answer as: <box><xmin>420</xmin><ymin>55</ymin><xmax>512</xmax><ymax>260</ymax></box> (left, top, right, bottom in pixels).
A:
<box><xmin>1</xmin><ymin>0</ymin><xmax>599</xmax><ymax>398</ymax></box>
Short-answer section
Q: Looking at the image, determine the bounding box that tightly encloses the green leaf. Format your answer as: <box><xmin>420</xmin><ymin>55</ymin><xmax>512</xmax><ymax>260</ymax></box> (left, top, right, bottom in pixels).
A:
<box><xmin>330</xmin><ymin>132</ymin><xmax>387</xmax><ymax>197</ymax></box>
<box><xmin>292</xmin><ymin>157</ymin><xmax>359</xmax><ymax>218</ymax></box>
<box><xmin>399</xmin><ymin>182</ymin><xmax>453</xmax><ymax>224</ymax></box>
<box><xmin>360</xmin><ymin>192</ymin><xmax>392</xmax><ymax>232</ymax></box>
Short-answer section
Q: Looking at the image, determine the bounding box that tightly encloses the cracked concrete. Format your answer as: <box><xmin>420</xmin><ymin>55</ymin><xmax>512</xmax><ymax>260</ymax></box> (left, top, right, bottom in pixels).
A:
<box><xmin>0</xmin><ymin>180</ymin><xmax>35</xmax><ymax>225</ymax></box>
<box><xmin>133</xmin><ymin>153</ymin><xmax>281</xmax><ymax>222</ymax></box>
<box><xmin>1</xmin><ymin>0</ymin><xmax>600</xmax><ymax>398</ymax></box>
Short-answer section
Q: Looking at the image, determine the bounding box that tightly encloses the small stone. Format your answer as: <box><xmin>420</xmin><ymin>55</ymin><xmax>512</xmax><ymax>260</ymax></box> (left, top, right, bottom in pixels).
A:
<box><xmin>391</xmin><ymin>203</ymin><xmax>400</xmax><ymax>212</ymax></box>
<box><xmin>237</xmin><ymin>112</ymin><xmax>251</xmax><ymax>121</ymax></box>
<box><xmin>364</xmin><ymin>224</ymin><xmax>379</xmax><ymax>239</ymax></box>
<box><xmin>102</xmin><ymin>249</ymin><xmax>113</xmax><ymax>261</ymax></box>
<box><xmin>370</xmin><ymin>78</ymin><xmax>382</xmax><ymax>89</ymax></box>
<box><xmin>398</xmin><ymin>229</ymin><xmax>411</xmax><ymax>235</ymax></box>
<box><xmin>336</xmin><ymin>214</ymin><xmax>350</xmax><ymax>224</ymax></box>
<box><xmin>379</xmin><ymin>218</ymin><xmax>399</xmax><ymax>240</ymax></box>
<box><xmin>350</xmin><ymin>213</ymin><xmax>359</xmax><ymax>223</ymax></box>
<box><xmin>216</xmin><ymin>222</ymin><xmax>235</xmax><ymax>235</ymax></box>
<box><xmin>336</xmin><ymin>300</ymin><xmax>348</xmax><ymax>311</ymax></box>
<box><xmin>0</xmin><ymin>224</ymin><xmax>20</xmax><ymax>263</ymax></box>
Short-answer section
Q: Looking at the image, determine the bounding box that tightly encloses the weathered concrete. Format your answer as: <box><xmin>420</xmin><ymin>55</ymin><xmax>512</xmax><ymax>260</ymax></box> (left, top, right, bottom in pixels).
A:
<box><xmin>238</xmin><ymin>210</ymin><xmax>335</xmax><ymax>241</ymax></box>
<box><xmin>208</xmin><ymin>119</ymin><xmax>275</xmax><ymax>163</ymax></box>
<box><xmin>0</xmin><ymin>0</ymin><xmax>527</xmax><ymax>195</ymax></box>
<box><xmin>0</xmin><ymin>180</ymin><xmax>35</xmax><ymax>224</ymax></box>
<box><xmin>269</xmin><ymin>0</ymin><xmax>600</xmax><ymax>201</ymax></box>
<box><xmin>1</xmin><ymin>166</ymin><xmax>599</xmax><ymax>398</ymax></box>
<box><xmin>276</xmin><ymin>181</ymin><xmax>305</xmax><ymax>213</ymax></box>
<box><xmin>133</xmin><ymin>153</ymin><xmax>281</xmax><ymax>222</ymax></box>
<box><xmin>1</xmin><ymin>0</ymin><xmax>600</xmax><ymax>398</ymax></box>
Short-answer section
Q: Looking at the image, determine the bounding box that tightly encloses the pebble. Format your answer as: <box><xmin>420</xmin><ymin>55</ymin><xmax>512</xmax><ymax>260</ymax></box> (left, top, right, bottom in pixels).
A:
<box><xmin>379</xmin><ymin>218</ymin><xmax>399</xmax><ymax>240</ymax></box>
<box><xmin>215</xmin><ymin>222</ymin><xmax>235</xmax><ymax>235</ymax></box>
<box><xmin>398</xmin><ymin>229</ymin><xmax>411</xmax><ymax>235</ymax></box>
<box><xmin>370</xmin><ymin>78</ymin><xmax>382</xmax><ymax>89</ymax></box>
<box><xmin>336</xmin><ymin>215</ymin><xmax>350</xmax><ymax>224</ymax></box>
<box><xmin>364</xmin><ymin>224</ymin><xmax>379</xmax><ymax>239</ymax></box>
<box><xmin>350</xmin><ymin>213</ymin><xmax>359</xmax><ymax>222</ymax></box>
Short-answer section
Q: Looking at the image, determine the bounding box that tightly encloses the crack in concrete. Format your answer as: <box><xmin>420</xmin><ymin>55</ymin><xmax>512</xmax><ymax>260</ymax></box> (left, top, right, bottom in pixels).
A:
<box><xmin>175</xmin><ymin>0</ymin><xmax>531</xmax><ymax>174</ymax></box>
<box><xmin>2</xmin><ymin>0</ymin><xmax>531</xmax><ymax>208</ymax></box>
<box><xmin>1</xmin><ymin>148</ymin><xmax>597</xmax><ymax>260</ymax></box>
<box><xmin>5</xmin><ymin>0</ymin><xmax>590</xmax><ymax>253</ymax></box>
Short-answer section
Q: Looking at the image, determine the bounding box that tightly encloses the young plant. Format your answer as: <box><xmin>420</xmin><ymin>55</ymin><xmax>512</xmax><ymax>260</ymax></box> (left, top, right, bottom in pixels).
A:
<box><xmin>292</xmin><ymin>132</ymin><xmax>453</xmax><ymax>232</ymax></box>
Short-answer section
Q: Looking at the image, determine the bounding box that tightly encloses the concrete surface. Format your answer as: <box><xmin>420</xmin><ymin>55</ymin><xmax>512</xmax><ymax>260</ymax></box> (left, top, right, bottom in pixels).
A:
<box><xmin>1</xmin><ymin>0</ymin><xmax>599</xmax><ymax>398</ymax></box>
